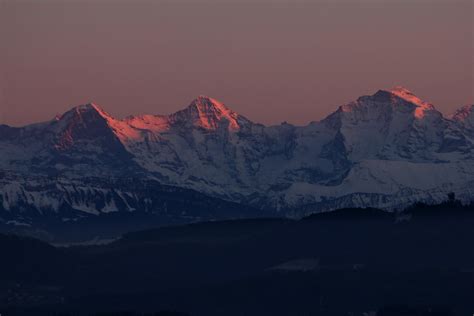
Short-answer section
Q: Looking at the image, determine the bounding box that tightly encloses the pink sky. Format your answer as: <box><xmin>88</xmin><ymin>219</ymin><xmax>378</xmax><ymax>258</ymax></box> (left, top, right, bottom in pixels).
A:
<box><xmin>1</xmin><ymin>0</ymin><xmax>472</xmax><ymax>126</ymax></box>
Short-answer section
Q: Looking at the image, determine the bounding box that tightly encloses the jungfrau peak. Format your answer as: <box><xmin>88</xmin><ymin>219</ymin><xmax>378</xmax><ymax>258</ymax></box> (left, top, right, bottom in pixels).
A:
<box><xmin>389</xmin><ymin>86</ymin><xmax>436</xmax><ymax>116</ymax></box>
<box><xmin>1</xmin><ymin>88</ymin><xmax>473</xmax><ymax>228</ymax></box>
<box><xmin>328</xmin><ymin>87</ymin><xmax>445</xmax><ymax>161</ymax></box>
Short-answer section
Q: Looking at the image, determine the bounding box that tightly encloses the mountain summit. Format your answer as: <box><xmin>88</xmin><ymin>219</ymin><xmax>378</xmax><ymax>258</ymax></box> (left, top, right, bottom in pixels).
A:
<box><xmin>389</xmin><ymin>86</ymin><xmax>429</xmax><ymax>104</ymax></box>
<box><xmin>388</xmin><ymin>86</ymin><xmax>436</xmax><ymax>119</ymax></box>
<box><xmin>57</xmin><ymin>102</ymin><xmax>112</xmax><ymax>123</ymax></box>
<box><xmin>452</xmin><ymin>104</ymin><xmax>474</xmax><ymax>125</ymax></box>
<box><xmin>170</xmin><ymin>96</ymin><xmax>245</xmax><ymax>130</ymax></box>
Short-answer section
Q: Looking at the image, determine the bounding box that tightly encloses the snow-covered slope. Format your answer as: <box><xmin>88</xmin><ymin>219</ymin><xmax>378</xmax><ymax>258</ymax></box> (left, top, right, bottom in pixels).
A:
<box><xmin>1</xmin><ymin>87</ymin><xmax>473</xmax><ymax>223</ymax></box>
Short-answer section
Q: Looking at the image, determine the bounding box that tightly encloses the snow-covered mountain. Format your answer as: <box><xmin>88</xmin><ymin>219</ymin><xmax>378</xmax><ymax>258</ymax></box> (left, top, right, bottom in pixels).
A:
<box><xmin>1</xmin><ymin>87</ymin><xmax>473</xmax><ymax>227</ymax></box>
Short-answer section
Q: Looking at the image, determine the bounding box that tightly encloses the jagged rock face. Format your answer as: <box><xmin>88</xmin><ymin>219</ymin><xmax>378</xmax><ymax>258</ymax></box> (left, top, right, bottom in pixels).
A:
<box><xmin>0</xmin><ymin>88</ymin><xmax>473</xmax><ymax>224</ymax></box>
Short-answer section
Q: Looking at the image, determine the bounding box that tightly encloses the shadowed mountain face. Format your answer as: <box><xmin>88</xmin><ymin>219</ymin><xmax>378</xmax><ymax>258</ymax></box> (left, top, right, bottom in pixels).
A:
<box><xmin>0</xmin><ymin>203</ymin><xmax>472</xmax><ymax>316</ymax></box>
<box><xmin>0</xmin><ymin>88</ymin><xmax>473</xmax><ymax>239</ymax></box>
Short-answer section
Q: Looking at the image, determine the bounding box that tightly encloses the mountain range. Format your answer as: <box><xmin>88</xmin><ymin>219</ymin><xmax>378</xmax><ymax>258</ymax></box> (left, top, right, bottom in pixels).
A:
<box><xmin>1</xmin><ymin>87</ymin><xmax>473</xmax><ymax>239</ymax></box>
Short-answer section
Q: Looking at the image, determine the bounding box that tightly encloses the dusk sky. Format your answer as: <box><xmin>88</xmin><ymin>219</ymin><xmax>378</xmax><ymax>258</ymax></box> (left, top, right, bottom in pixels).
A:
<box><xmin>1</xmin><ymin>0</ymin><xmax>472</xmax><ymax>127</ymax></box>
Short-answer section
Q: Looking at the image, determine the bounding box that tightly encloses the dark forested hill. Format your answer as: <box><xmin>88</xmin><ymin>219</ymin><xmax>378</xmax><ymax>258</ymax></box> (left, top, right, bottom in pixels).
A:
<box><xmin>1</xmin><ymin>202</ymin><xmax>473</xmax><ymax>315</ymax></box>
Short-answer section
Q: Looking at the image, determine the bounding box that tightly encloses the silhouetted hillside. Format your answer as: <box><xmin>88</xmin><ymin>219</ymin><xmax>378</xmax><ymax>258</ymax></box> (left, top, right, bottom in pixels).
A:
<box><xmin>2</xmin><ymin>202</ymin><xmax>474</xmax><ymax>315</ymax></box>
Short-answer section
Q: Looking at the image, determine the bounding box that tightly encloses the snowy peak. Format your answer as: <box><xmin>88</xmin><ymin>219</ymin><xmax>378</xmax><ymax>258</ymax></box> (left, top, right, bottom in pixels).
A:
<box><xmin>72</xmin><ymin>102</ymin><xmax>108</xmax><ymax>116</ymax></box>
<box><xmin>326</xmin><ymin>87</ymin><xmax>446</xmax><ymax>161</ymax></box>
<box><xmin>387</xmin><ymin>86</ymin><xmax>436</xmax><ymax>119</ymax></box>
<box><xmin>190</xmin><ymin>95</ymin><xmax>228</xmax><ymax>110</ymax></box>
<box><xmin>51</xmin><ymin>103</ymin><xmax>120</xmax><ymax>151</ymax></box>
<box><xmin>452</xmin><ymin>104</ymin><xmax>474</xmax><ymax>132</ymax></box>
<box><xmin>338</xmin><ymin>87</ymin><xmax>432</xmax><ymax>115</ymax></box>
<box><xmin>389</xmin><ymin>86</ymin><xmax>420</xmax><ymax>101</ymax></box>
<box><xmin>75</xmin><ymin>102</ymin><xmax>105</xmax><ymax>113</ymax></box>
<box><xmin>57</xmin><ymin>102</ymin><xmax>113</xmax><ymax>124</ymax></box>
<box><xmin>452</xmin><ymin>104</ymin><xmax>474</xmax><ymax>121</ymax></box>
<box><xmin>170</xmin><ymin>96</ymin><xmax>243</xmax><ymax>131</ymax></box>
<box><xmin>341</xmin><ymin>87</ymin><xmax>437</xmax><ymax>120</ymax></box>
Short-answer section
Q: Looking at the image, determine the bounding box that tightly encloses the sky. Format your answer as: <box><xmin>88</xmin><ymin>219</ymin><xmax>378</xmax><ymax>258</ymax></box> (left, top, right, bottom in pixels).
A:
<box><xmin>0</xmin><ymin>0</ymin><xmax>472</xmax><ymax>127</ymax></box>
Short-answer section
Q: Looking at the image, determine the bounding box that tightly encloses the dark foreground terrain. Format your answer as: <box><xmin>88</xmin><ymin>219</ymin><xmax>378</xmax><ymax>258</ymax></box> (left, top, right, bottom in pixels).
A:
<box><xmin>1</xmin><ymin>202</ymin><xmax>474</xmax><ymax>316</ymax></box>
